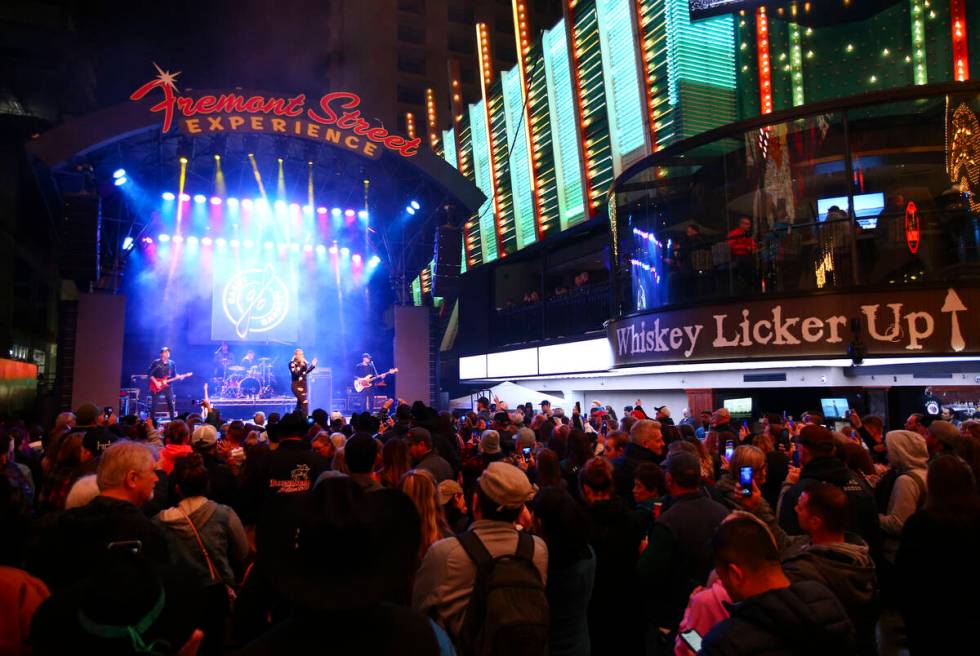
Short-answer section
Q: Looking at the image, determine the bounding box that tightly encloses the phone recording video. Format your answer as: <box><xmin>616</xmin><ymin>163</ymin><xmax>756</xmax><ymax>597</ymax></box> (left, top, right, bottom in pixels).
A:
<box><xmin>522</xmin><ymin>446</ymin><xmax>531</xmax><ymax>461</ymax></box>
<box><xmin>724</xmin><ymin>441</ymin><xmax>735</xmax><ymax>461</ymax></box>
<box><xmin>739</xmin><ymin>466</ymin><xmax>754</xmax><ymax>497</ymax></box>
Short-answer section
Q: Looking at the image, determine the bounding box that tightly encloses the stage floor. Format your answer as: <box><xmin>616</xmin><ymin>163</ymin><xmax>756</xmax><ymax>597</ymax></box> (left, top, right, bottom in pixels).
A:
<box><xmin>210</xmin><ymin>396</ymin><xmax>297</xmax><ymax>420</ymax></box>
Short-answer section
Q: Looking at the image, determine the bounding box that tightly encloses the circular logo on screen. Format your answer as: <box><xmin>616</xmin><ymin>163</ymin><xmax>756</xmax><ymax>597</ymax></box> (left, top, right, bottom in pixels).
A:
<box><xmin>222</xmin><ymin>265</ymin><xmax>290</xmax><ymax>339</ymax></box>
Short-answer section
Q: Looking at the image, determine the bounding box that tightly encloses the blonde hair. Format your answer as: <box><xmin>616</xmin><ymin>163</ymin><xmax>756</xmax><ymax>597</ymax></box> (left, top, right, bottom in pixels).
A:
<box><xmin>731</xmin><ymin>445</ymin><xmax>766</xmax><ymax>475</ymax></box>
<box><xmin>752</xmin><ymin>432</ymin><xmax>775</xmax><ymax>454</ymax></box>
<box><xmin>399</xmin><ymin>469</ymin><xmax>449</xmax><ymax>560</ymax></box>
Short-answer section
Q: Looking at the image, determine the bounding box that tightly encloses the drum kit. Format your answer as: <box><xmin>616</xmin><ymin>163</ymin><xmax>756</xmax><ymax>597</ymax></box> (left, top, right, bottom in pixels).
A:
<box><xmin>215</xmin><ymin>357</ymin><xmax>278</xmax><ymax>399</ymax></box>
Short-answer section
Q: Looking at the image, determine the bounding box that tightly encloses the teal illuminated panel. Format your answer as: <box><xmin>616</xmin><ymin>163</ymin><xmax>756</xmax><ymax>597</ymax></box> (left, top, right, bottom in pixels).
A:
<box><xmin>488</xmin><ymin>84</ymin><xmax>516</xmax><ymax>256</ymax></box>
<box><xmin>411</xmin><ymin>276</ymin><xmax>422</xmax><ymax>306</ymax></box>
<box><xmin>501</xmin><ymin>66</ymin><xmax>537</xmax><ymax>250</ymax></box>
<box><xmin>595</xmin><ymin>0</ymin><xmax>648</xmax><ymax>172</ymax></box>
<box><xmin>442</xmin><ymin>127</ymin><xmax>457</xmax><ymax>168</ymax></box>
<box><xmin>469</xmin><ymin>99</ymin><xmax>498</xmax><ymax>263</ymax></box>
<box><xmin>527</xmin><ymin>42</ymin><xmax>561</xmax><ymax>238</ymax></box>
<box><xmin>542</xmin><ymin>20</ymin><xmax>585</xmax><ymax>230</ymax></box>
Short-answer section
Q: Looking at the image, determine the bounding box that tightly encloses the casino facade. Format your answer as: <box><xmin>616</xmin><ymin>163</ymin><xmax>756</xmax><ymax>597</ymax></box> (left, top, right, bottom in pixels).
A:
<box><xmin>417</xmin><ymin>0</ymin><xmax>980</xmax><ymax>425</ymax></box>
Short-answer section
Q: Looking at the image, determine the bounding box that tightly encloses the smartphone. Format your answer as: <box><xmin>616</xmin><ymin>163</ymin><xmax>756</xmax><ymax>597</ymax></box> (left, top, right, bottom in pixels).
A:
<box><xmin>680</xmin><ymin>628</ymin><xmax>702</xmax><ymax>652</ymax></box>
<box><xmin>724</xmin><ymin>441</ymin><xmax>734</xmax><ymax>460</ymax></box>
<box><xmin>106</xmin><ymin>540</ymin><xmax>142</xmax><ymax>555</ymax></box>
<box><xmin>739</xmin><ymin>466</ymin><xmax>754</xmax><ymax>497</ymax></box>
<box><xmin>522</xmin><ymin>446</ymin><xmax>531</xmax><ymax>461</ymax></box>
<box><xmin>138</xmin><ymin>410</ymin><xmax>148</xmax><ymax>421</ymax></box>
<box><xmin>104</xmin><ymin>406</ymin><xmax>113</xmax><ymax>417</ymax></box>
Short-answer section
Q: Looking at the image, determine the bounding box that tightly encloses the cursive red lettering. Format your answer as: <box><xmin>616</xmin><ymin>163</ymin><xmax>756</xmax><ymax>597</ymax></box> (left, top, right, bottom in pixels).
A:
<box><xmin>383</xmin><ymin>134</ymin><xmax>406</xmax><ymax>150</ymax></box>
<box><xmin>398</xmin><ymin>137</ymin><xmax>422</xmax><ymax>157</ymax></box>
<box><xmin>244</xmin><ymin>96</ymin><xmax>265</xmax><ymax>112</ymax></box>
<box><xmin>194</xmin><ymin>95</ymin><xmax>217</xmax><ymax>113</ymax></box>
<box><xmin>130</xmin><ymin>79</ymin><xmax>178</xmax><ymax>132</ymax></box>
<box><xmin>308</xmin><ymin>92</ymin><xmax>361</xmax><ymax>125</ymax></box>
<box><xmin>284</xmin><ymin>94</ymin><xmax>305</xmax><ymax>117</ymax></box>
<box><xmin>337</xmin><ymin>111</ymin><xmax>362</xmax><ymax>130</ymax></box>
<box><xmin>366</xmin><ymin>126</ymin><xmax>388</xmax><ymax>141</ymax></box>
<box><xmin>215</xmin><ymin>94</ymin><xmax>248</xmax><ymax>113</ymax></box>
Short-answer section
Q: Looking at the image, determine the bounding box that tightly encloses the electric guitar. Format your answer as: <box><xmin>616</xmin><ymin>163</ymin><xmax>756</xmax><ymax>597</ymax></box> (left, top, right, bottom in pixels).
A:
<box><xmin>354</xmin><ymin>368</ymin><xmax>398</xmax><ymax>393</ymax></box>
<box><xmin>149</xmin><ymin>372</ymin><xmax>193</xmax><ymax>393</ymax></box>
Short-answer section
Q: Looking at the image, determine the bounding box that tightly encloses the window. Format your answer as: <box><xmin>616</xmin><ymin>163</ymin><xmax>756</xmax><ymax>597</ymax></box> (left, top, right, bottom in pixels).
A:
<box><xmin>398</xmin><ymin>23</ymin><xmax>426</xmax><ymax>45</ymax></box>
<box><xmin>398</xmin><ymin>0</ymin><xmax>424</xmax><ymax>15</ymax></box>
<box><xmin>397</xmin><ymin>85</ymin><xmax>425</xmax><ymax>105</ymax></box>
<box><xmin>496</xmin><ymin>15</ymin><xmax>514</xmax><ymax>33</ymax></box>
<box><xmin>398</xmin><ymin>52</ymin><xmax>427</xmax><ymax>75</ymax></box>
<box><xmin>448</xmin><ymin>33</ymin><xmax>474</xmax><ymax>55</ymax></box>
<box><xmin>459</xmin><ymin>63</ymin><xmax>476</xmax><ymax>84</ymax></box>
<box><xmin>448</xmin><ymin>5</ymin><xmax>474</xmax><ymax>23</ymax></box>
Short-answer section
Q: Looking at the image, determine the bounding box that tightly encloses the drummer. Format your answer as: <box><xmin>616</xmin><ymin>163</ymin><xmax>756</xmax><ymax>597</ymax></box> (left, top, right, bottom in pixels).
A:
<box><xmin>212</xmin><ymin>342</ymin><xmax>235</xmax><ymax>377</ymax></box>
<box><xmin>241</xmin><ymin>349</ymin><xmax>256</xmax><ymax>368</ymax></box>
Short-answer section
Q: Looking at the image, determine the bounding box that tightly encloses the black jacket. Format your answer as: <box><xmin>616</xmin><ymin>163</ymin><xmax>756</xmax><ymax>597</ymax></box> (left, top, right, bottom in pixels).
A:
<box><xmin>777</xmin><ymin>456</ymin><xmax>880</xmax><ymax>554</ymax></box>
<box><xmin>244</xmin><ymin>439</ymin><xmax>328</xmax><ymax>516</ymax></box>
<box><xmin>612</xmin><ymin>442</ymin><xmax>662</xmax><ymax>507</ymax></box>
<box><xmin>701</xmin><ymin>581</ymin><xmax>856</xmax><ymax>655</ymax></box>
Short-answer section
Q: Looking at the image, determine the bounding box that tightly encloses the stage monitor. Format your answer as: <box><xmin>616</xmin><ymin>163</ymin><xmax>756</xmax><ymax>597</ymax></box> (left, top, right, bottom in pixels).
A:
<box><xmin>821</xmin><ymin>397</ymin><xmax>850</xmax><ymax>419</ymax></box>
<box><xmin>723</xmin><ymin>397</ymin><xmax>752</xmax><ymax>416</ymax></box>
<box><xmin>817</xmin><ymin>192</ymin><xmax>884</xmax><ymax>229</ymax></box>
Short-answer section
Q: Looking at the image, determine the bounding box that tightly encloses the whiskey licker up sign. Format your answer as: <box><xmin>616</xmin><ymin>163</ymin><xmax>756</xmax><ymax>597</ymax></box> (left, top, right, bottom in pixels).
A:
<box><xmin>130</xmin><ymin>64</ymin><xmax>422</xmax><ymax>160</ymax></box>
<box><xmin>608</xmin><ymin>288</ymin><xmax>980</xmax><ymax>367</ymax></box>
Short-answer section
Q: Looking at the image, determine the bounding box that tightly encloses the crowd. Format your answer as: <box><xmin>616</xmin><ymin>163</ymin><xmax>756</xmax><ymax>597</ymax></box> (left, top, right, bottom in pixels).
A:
<box><xmin>2</xmin><ymin>396</ymin><xmax>979</xmax><ymax>655</ymax></box>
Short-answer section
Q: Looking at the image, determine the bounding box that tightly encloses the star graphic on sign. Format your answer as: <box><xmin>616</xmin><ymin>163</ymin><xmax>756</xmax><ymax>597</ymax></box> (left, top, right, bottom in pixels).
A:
<box><xmin>152</xmin><ymin>62</ymin><xmax>181</xmax><ymax>92</ymax></box>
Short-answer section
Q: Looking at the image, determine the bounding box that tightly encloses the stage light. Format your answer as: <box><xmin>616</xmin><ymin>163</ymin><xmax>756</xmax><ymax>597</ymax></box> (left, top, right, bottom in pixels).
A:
<box><xmin>264</xmin><ymin>241</ymin><xmax>274</xmax><ymax>249</ymax></box>
<box><xmin>302</xmin><ymin>205</ymin><xmax>312</xmax><ymax>214</ymax></box>
<box><xmin>201</xmin><ymin>237</ymin><xmax>213</xmax><ymax>246</ymax></box>
<box><xmin>274</xmin><ymin>200</ymin><xmax>286</xmax><ymax>211</ymax></box>
<box><xmin>290</xmin><ymin>243</ymin><xmax>300</xmax><ymax>252</ymax></box>
<box><xmin>316</xmin><ymin>245</ymin><xmax>326</xmax><ymax>255</ymax></box>
<box><xmin>357</xmin><ymin>210</ymin><xmax>369</xmax><ymax>220</ymax></box>
<box><xmin>331</xmin><ymin>208</ymin><xmax>342</xmax><ymax>216</ymax></box>
<box><xmin>289</xmin><ymin>203</ymin><xmax>300</xmax><ymax>212</ymax></box>
<box><xmin>114</xmin><ymin>176</ymin><xmax>128</xmax><ymax>186</ymax></box>
<box><xmin>344</xmin><ymin>209</ymin><xmax>355</xmax><ymax>217</ymax></box>
<box><xmin>193</xmin><ymin>194</ymin><xmax>206</xmax><ymax>204</ymax></box>
<box><xmin>162</xmin><ymin>192</ymin><xmax>175</xmax><ymax>201</ymax></box>
<box><xmin>179</xmin><ymin>193</ymin><xmax>191</xmax><ymax>201</ymax></box>
<box><xmin>340</xmin><ymin>247</ymin><xmax>350</xmax><ymax>257</ymax></box>
<box><xmin>229</xmin><ymin>239</ymin><xmax>239</xmax><ymax>247</ymax></box>
<box><xmin>255</xmin><ymin>198</ymin><xmax>269</xmax><ymax>210</ymax></box>
<box><xmin>329</xmin><ymin>244</ymin><xmax>339</xmax><ymax>255</ymax></box>
<box><xmin>142</xmin><ymin>237</ymin><xmax>154</xmax><ymax>245</ymax></box>
<box><xmin>172</xmin><ymin>235</ymin><xmax>184</xmax><ymax>244</ymax></box>
<box><xmin>241</xmin><ymin>198</ymin><xmax>253</xmax><ymax>209</ymax></box>
<box><xmin>122</xmin><ymin>236</ymin><xmax>134</xmax><ymax>251</ymax></box>
<box><xmin>215</xmin><ymin>238</ymin><xmax>226</xmax><ymax>247</ymax></box>
<box><xmin>368</xmin><ymin>255</ymin><xmax>381</xmax><ymax>266</ymax></box>
<box><xmin>209</xmin><ymin>197</ymin><xmax>222</xmax><ymax>205</ymax></box>
<box><xmin>179</xmin><ymin>157</ymin><xmax>188</xmax><ymax>164</ymax></box>
<box><xmin>316</xmin><ymin>207</ymin><xmax>327</xmax><ymax>215</ymax></box>
<box><xmin>186</xmin><ymin>236</ymin><xmax>198</xmax><ymax>246</ymax></box>
<box><xmin>406</xmin><ymin>206</ymin><xmax>416</xmax><ymax>216</ymax></box>
<box><xmin>352</xmin><ymin>253</ymin><xmax>362</xmax><ymax>264</ymax></box>
<box><xmin>243</xmin><ymin>240</ymin><xmax>254</xmax><ymax>248</ymax></box>
<box><xmin>304</xmin><ymin>244</ymin><xmax>314</xmax><ymax>253</ymax></box>
<box><xmin>226</xmin><ymin>197</ymin><xmax>239</xmax><ymax>207</ymax></box>
<box><xmin>158</xmin><ymin>234</ymin><xmax>171</xmax><ymax>243</ymax></box>
<box><xmin>113</xmin><ymin>168</ymin><xmax>126</xmax><ymax>179</ymax></box>
<box><xmin>410</xmin><ymin>200</ymin><xmax>420</xmax><ymax>210</ymax></box>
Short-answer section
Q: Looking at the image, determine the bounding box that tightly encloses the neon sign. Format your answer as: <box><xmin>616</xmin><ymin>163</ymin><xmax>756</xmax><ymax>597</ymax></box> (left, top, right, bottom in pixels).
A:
<box><xmin>905</xmin><ymin>200</ymin><xmax>920</xmax><ymax>254</ymax></box>
<box><xmin>130</xmin><ymin>64</ymin><xmax>421</xmax><ymax>160</ymax></box>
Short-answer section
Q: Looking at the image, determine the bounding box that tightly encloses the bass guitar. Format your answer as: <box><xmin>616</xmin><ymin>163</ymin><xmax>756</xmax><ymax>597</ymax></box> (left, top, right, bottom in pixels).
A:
<box><xmin>149</xmin><ymin>372</ymin><xmax>193</xmax><ymax>393</ymax></box>
<box><xmin>353</xmin><ymin>368</ymin><xmax>398</xmax><ymax>393</ymax></box>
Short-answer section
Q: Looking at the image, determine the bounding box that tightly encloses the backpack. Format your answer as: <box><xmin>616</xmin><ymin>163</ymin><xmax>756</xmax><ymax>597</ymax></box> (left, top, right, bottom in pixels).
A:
<box><xmin>456</xmin><ymin>530</ymin><xmax>550</xmax><ymax>656</ymax></box>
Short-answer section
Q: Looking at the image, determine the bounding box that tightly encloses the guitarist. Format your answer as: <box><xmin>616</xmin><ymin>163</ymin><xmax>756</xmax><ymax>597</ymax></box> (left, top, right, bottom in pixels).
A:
<box><xmin>354</xmin><ymin>353</ymin><xmax>379</xmax><ymax>411</ymax></box>
<box><xmin>148</xmin><ymin>346</ymin><xmax>179</xmax><ymax>419</ymax></box>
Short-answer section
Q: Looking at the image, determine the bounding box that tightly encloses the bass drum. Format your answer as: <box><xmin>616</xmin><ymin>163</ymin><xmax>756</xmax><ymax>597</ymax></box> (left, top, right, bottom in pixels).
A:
<box><xmin>239</xmin><ymin>377</ymin><xmax>261</xmax><ymax>397</ymax></box>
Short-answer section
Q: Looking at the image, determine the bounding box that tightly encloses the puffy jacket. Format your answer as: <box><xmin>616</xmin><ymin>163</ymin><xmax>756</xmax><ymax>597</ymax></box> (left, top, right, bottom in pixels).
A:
<box><xmin>701</xmin><ymin>580</ymin><xmax>856</xmax><ymax>655</ymax></box>
<box><xmin>782</xmin><ymin>535</ymin><xmax>878</xmax><ymax>655</ymax></box>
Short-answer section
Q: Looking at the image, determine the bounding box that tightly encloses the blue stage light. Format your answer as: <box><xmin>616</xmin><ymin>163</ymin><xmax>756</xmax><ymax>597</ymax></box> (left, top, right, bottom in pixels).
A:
<box><xmin>289</xmin><ymin>203</ymin><xmax>300</xmax><ymax>212</ymax></box>
<box><xmin>241</xmin><ymin>198</ymin><xmax>253</xmax><ymax>209</ymax></box>
<box><xmin>406</xmin><ymin>206</ymin><xmax>416</xmax><ymax>216</ymax></box>
<box><xmin>331</xmin><ymin>208</ymin><xmax>342</xmax><ymax>216</ymax></box>
<box><xmin>122</xmin><ymin>237</ymin><xmax>134</xmax><ymax>251</ymax></box>
<box><xmin>193</xmin><ymin>194</ymin><xmax>206</xmax><ymax>204</ymax></box>
<box><xmin>186</xmin><ymin>236</ymin><xmax>199</xmax><ymax>246</ymax></box>
<box><xmin>302</xmin><ymin>205</ymin><xmax>312</xmax><ymax>214</ymax></box>
<box><xmin>317</xmin><ymin>207</ymin><xmax>327</xmax><ymax>215</ymax></box>
<box><xmin>344</xmin><ymin>209</ymin><xmax>355</xmax><ymax>217</ymax></box>
<box><xmin>352</xmin><ymin>253</ymin><xmax>362</xmax><ymax>264</ymax></box>
<box><xmin>179</xmin><ymin>193</ymin><xmax>191</xmax><ymax>201</ymax></box>
<box><xmin>162</xmin><ymin>192</ymin><xmax>175</xmax><ymax>201</ymax></box>
<box><xmin>340</xmin><ymin>247</ymin><xmax>350</xmax><ymax>257</ymax></box>
<box><xmin>142</xmin><ymin>237</ymin><xmax>154</xmax><ymax>245</ymax></box>
<box><xmin>410</xmin><ymin>200</ymin><xmax>420</xmax><ymax>210</ymax></box>
<box><xmin>274</xmin><ymin>200</ymin><xmax>286</xmax><ymax>211</ymax></box>
<box><xmin>329</xmin><ymin>244</ymin><xmax>339</xmax><ymax>255</ymax></box>
<box><xmin>114</xmin><ymin>177</ymin><xmax>128</xmax><ymax>186</ymax></box>
<box><xmin>304</xmin><ymin>244</ymin><xmax>314</xmax><ymax>253</ymax></box>
<box><xmin>158</xmin><ymin>234</ymin><xmax>171</xmax><ymax>243</ymax></box>
<box><xmin>255</xmin><ymin>198</ymin><xmax>268</xmax><ymax>209</ymax></box>
<box><xmin>172</xmin><ymin>235</ymin><xmax>184</xmax><ymax>244</ymax></box>
<box><xmin>229</xmin><ymin>239</ymin><xmax>239</xmax><ymax>247</ymax></box>
<box><xmin>358</xmin><ymin>210</ymin><xmax>369</xmax><ymax>220</ymax></box>
<box><xmin>209</xmin><ymin>197</ymin><xmax>222</xmax><ymax>206</ymax></box>
<box><xmin>226</xmin><ymin>198</ymin><xmax>239</xmax><ymax>207</ymax></box>
<box><xmin>201</xmin><ymin>237</ymin><xmax>213</xmax><ymax>246</ymax></box>
<box><xmin>215</xmin><ymin>238</ymin><xmax>226</xmax><ymax>247</ymax></box>
<box><xmin>368</xmin><ymin>255</ymin><xmax>381</xmax><ymax>266</ymax></box>
<box><xmin>113</xmin><ymin>168</ymin><xmax>126</xmax><ymax>179</ymax></box>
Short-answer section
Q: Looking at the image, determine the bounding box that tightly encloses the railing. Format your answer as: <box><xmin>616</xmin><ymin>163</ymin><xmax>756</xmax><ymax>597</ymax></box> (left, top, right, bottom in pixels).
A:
<box><xmin>493</xmin><ymin>282</ymin><xmax>611</xmax><ymax>347</ymax></box>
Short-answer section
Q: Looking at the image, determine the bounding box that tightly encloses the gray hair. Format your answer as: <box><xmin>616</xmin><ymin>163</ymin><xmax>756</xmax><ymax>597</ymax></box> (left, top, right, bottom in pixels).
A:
<box><xmin>96</xmin><ymin>441</ymin><xmax>155</xmax><ymax>491</ymax></box>
<box><xmin>253</xmin><ymin>411</ymin><xmax>266</xmax><ymax>425</ymax></box>
<box><xmin>630</xmin><ymin>419</ymin><xmax>662</xmax><ymax>445</ymax></box>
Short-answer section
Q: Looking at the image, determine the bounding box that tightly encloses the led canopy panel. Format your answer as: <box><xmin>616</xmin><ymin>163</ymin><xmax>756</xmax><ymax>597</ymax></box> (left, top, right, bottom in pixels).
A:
<box><xmin>469</xmin><ymin>100</ymin><xmax>499</xmax><ymax>263</ymax></box>
<box><xmin>543</xmin><ymin>21</ymin><xmax>586</xmax><ymax>230</ymax></box>
<box><xmin>442</xmin><ymin>127</ymin><xmax>458</xmax><ymax>169</ymax></box>
<box><xmin>502</xmin><ymin>66</ymin><xmax>538</xmax><ymax>250</ymax></box>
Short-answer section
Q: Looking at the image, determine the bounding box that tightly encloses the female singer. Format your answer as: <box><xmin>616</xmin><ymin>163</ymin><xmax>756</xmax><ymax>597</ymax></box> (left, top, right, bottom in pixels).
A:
<box><xmin>288</xmin><ymin>348</ymin><xmax>317</xmax><ymax>416</ymax></box>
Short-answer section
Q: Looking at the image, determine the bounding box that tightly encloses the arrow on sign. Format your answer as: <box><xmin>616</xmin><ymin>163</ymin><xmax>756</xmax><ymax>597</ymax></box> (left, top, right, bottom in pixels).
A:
<box><xmin>941</xmin><ymin>288</ymin><xmax>967</xmax><ymax>352</ymax></box>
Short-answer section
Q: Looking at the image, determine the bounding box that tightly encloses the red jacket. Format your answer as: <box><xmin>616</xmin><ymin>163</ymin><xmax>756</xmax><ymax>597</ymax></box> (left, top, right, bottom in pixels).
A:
<box><xmin>727</xmin><ymin>227</ymin><xmax>756</xmax><ymax>257</ymax></box>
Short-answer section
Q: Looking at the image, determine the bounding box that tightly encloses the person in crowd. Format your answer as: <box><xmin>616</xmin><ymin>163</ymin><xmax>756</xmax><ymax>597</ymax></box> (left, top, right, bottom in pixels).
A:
<box><xmin>782</xmin><ymin>483</ymin><xmax>878</xmax><ymax>655</ymax></box>
<box><xmin>29</xmin><ymin>441</ymin><xmax>170</xmax><ymax>591</ymax></box>
<box><xmin>847</xmin><ymin>412</ymin><xmax>887</xmax><ymax>464</ymax></box>
<box><xmin>896</xmin><ymin>455</ymin><xmax>980</xmax><ymax>654</ymax></box>
<box><xmin>876</xmin><ymin>430</ymin><xmax>928</xmax><ymax>565</ymax></box>
<box><xmin>579</xmin><ymin>456</ymin><xmax>645</xmax><ymax>655</ymax></box>
<box><xmin>462</xmin><ymin>429</ymin><xmax>504</xmax><ymax>499</ymax></box>
<box><xmin>696</xmin><ymin>411</ymin><xmax>712</xmax><ymax>441</ymax></box>
<box><xmin>715</xmin><ymin>445</ymin><xmax>787</xmax><ymax>551</ymax></box>
<box><xmin>412</xmin><ymin>462</ymin><xmax>547</xmax><ymax>642</ymax></box>
<box><xmin>438</xmin><ymin>479</ymin><xmax>470</xmax><ymax>534</ymax></box>
<box><xmin>701</xmin><ymin>516</ymin><xmax>855</xmax><ymax>655</ymax></box>
<box><xmin>561</xmin><ymin>429</ymin><xmax>592</xmax><ymax>501</ymax></box>
<box><xmin>380</xmin><ymin>437</ymin><xmax>412</xmax><ymax>489</ymax></box>
<box><xmin>904</xmin><ymin>413</ymin><xmax>929</xmax><ymax>438</ymax></box>
<box><xmin>530</xmin><ymin>487</ymin><xmax>596</xmax><ymax>656</ymax></box>
<box><xmin>310</xmin><ymin>430</ymin><xmax>335</xmax><ymax>461</ymax></box>
<box><xmin>188</xmin><ymin>423</ymin><xmax>240</xmax><ymax>513</ymax></box>
<box><xmin>407</xmin><ymin>427</ymin><xmax>454</xmax><ymax>483</ymax></box>
<box><xmin>400</xmin><ymin>469</ymin><xmax>452</xmax><ymax>562</ymax></box>
<box><xmin>601</xmin><ymin>430</ymin><xmax>629</xmax><ymax>461</ymax></box>
<box><xmin>752</xmin><ymin>432</ymin><xmax>789</xmax><ymax>510</ymax></box>
<box><xmin>655</xmin><ymin>405</ymin><xmax>674</xmax><ymax>426</ymax></box>
<box><xmin>344</xmin><ymin>433</ymin><xmax>382</xmax><ymax>493</ymax></box>
<box><xmin>633</xmin><ymin>461</ymin><xmax>667</xmax><ymax>516</ymax></box>
<box><xmin>711</xmin><ymin>408</ymin><xmax>734</xmax><ymax>434</ymax></box>
<box><xmin>155</xmin><ymin>452</ymin><xmax>249</xmax><ymax>654</ymax></box>
<box><xmin>612</xmin><ymin>419</ymin><xmax>665</xmax><ymax>507</ymax></box>
<box><xmin>777</xmin><ymin>425</ymin><xmax>880</xmax><ymax>553</ymax></box>
<box><xmin>535</xmin><ymin>448</ymin><xmax>565</xmax><ymax>490</ymax></box>
<box><xmin>924</xmin><ymin>419</ymin><xmax>960</xmax><ymax>458</ymax></box>
<box><xmin>638</xmin><ymin>451</ymin><xmax>729</xmax><ymax>649</ymax></box>
<box><xmin>159</xmin><ymin>419</ymin><xmax>193</xmax><ymax>475</ymax></box>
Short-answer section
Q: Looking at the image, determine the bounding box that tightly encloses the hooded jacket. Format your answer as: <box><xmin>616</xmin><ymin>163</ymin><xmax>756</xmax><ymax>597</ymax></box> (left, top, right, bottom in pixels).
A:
<box><xmin>701</xmin><ymin>580</ymin><xmax>855</xmax><ymax>656</ymax></box>
<box><xmin>879</xmin><ymin>430</ymin><xmax>928</xmax><ymax>560</ymax></box>
<box><xmin>154</xmin><ymin>497</ymin><xmax>249</xmax><ymax>587</ymax></box>
<box><xmin>782</xmin><ymin>535</ymin><xmax>878</xmax><ymax>655</ymax></box>
<box><xmin>159</xmin><ymin>443</ymin><xmax>193</xmax><ymax>475</ymax></box>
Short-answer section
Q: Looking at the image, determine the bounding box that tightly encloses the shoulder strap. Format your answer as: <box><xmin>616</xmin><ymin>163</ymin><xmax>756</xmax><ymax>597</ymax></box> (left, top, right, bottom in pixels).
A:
<box><xmin>515</xmin><ymin>530</ymin><xmax>535</xmax><ymax>561</ymax></box>
<box><xmin>457</xmin><ymin>531</ymin><xmax>493</xmax><ymax>568</ymax></box>
<box><xmin>178</xmin><ymin>505</ymin><xmax>219</xmax><ymax>583</ymax></box>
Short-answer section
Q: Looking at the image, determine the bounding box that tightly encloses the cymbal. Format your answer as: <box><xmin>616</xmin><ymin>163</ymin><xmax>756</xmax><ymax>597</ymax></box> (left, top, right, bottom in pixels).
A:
<box><xmin>228</xmin><ymin>366</ymin><xmax>246</xmax><ymax>372</ymax></box>
<box><xmin>258</xmin><ymin>357</ymin><xmax>272</xmax><ymax>362</ymax></box>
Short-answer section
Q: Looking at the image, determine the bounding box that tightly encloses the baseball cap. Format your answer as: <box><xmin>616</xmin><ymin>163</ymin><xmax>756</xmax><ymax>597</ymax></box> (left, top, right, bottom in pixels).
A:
<box><xmin>478</xmin><ymin>462</ymin><xmax>534</xmax><ymax>510</ymax></box>
<box><xmin>190</xmin><ymin>424</ymin><xmax>218</xmax><ymax>448</ymax></box>
<box><xmin>480</xmin><ymin>429</ymin><xmax>501</xmax><ymax>455</ymax></box>
<box><xmin>540</xmin><ymin>400</ymin><xmax>551</xmax><ymax>407</ymax></box>
<box><xmin>438</xmin><ymin>479</ymin><xmax>464</xmax><ymax>505</ymax></box>
<box><xmin>928</xmin><ymin>420</ymin><xmax>961</xmax><ymax>448</ymax></box>
<box><xmin>74</xmin><ymin>402</ymin><xmax>100</xmax><ymax>427</ymax></box>
<box><xmin>82</xmin><ymin>428</ymin><xmax>115</xmax><ymax>458</ymax></box>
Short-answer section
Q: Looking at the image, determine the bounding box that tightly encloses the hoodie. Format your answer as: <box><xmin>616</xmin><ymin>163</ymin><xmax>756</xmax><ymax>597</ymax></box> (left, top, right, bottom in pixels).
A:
<box><xmin>154</xmin><ymin>497</ymin><xmax>249</xmax><ymax>587</ymax></box>
<box><xmin>879</xmin><ymin>431</ymin><xmax>928</xmax><ymax>559</ymax></box>
<box><xmin>159</xmin><ymin>443</ymin><xmax>193</xmax><ymax>475</ymax></box>
<box><xmin>701</xmin><ymin>580</ymin><xmax>855</xmax><ymax>656</ymax></box>
<box><xmin>782</xmin><ymin>535</ymin><xmax>878</xmax><ymax>655</ymax></box>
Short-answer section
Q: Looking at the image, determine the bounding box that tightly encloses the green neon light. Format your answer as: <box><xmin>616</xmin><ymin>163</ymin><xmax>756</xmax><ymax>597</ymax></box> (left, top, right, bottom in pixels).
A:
<box><xmin>595</xmin><ymin>0</ymin><xmax>647</xmax><ymax>168</ymax></box>
<box><xmin>788</xmin><ymin>22</ymin><xmax>804</xmax><ymax>106</ymax></box>
<box><xmin>442</xmin><ymin>127</ymin><xmax>457</xmax><ymax>168</ymax></box>
<box><xmin>502</xmin><ymin>66</ymin><xmax>537</xmax><ymax>249</ymax></box>
<box><xmin>469</xmin><ymin>99</ymin><xmax>498</xmax><ymax>263</ymax></box>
